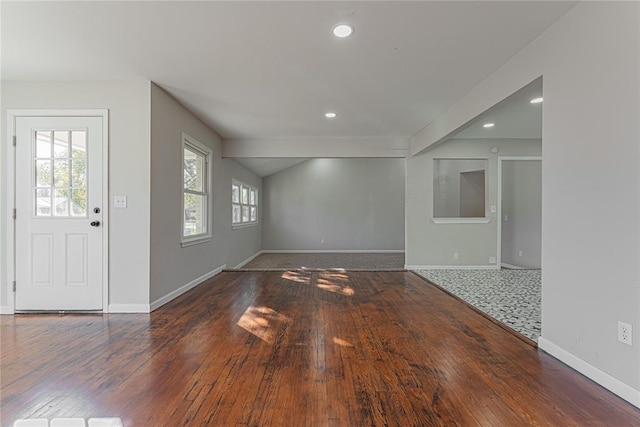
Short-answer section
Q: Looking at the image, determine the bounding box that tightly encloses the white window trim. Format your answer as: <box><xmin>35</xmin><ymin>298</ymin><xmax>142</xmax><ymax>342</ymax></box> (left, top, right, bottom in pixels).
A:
<box><xmin>181</xmin><ymin>133</ymin><xmax>212</xmax><ymax>247</ymax></box>
<box><xmin>232</xmin><ymin>179</ymin><xmax>258</xmax><ymax>229</ymax></box>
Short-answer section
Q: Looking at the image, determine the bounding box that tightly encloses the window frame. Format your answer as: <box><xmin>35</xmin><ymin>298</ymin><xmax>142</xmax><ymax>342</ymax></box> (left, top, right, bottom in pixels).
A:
<box><xmin>232</xmin><ymin>179</ymin><xmax>258</xmax><ymax>228</ymax></box>
<box><xmin>431</xmin><ymin>157</ymin><xmax>491</xmax><ymax>224</ymax></box>
<box><xmin>181</xmin><ymin>133</ymin><xmax>213</xmax><ymax>247</ymax></box>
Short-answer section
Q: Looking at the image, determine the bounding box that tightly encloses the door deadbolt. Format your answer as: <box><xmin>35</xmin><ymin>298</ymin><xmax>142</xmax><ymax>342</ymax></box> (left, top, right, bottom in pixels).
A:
<box><xmin>93</xmin><ymin>207</ymin><xmax>101</xmax><ymax>214</ymax></box>
<box><xmin>90</xmin><ymin>221</ymin><xmax>101</xmax><ymax>227</ymax></box>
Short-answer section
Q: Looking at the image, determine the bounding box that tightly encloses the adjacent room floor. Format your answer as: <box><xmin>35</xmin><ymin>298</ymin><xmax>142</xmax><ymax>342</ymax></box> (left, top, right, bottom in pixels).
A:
<box><xmin>2</xmin><ymin>271</ymin><xmax>637</xmax><ymax>426</ymax></box>
<box><xmin>412</xmin><ymin>269</ymin><xmax>541</xmax><ymax>342</ymax></box>
<box><xmin>240</xmin><ymin>252</ymin><xmax>405</xmax><ymax>270</ymax></box>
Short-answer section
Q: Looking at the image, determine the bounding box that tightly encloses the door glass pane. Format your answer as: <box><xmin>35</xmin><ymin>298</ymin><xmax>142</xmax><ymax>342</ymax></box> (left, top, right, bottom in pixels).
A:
<box><xmin>71</xmin><ymin>159</ymin><xmax>86</xmax><ymax>188</ymax></box>
<box><xmin>70</xmin><ymin>189</ymin><xmax>87</xmax><ymax>216</ymax></box>
<box><xmin>35</xmin><ymin>188</ymin><xmax>52</xmax><ymax>216</ymax></box>
<box><xmin>36</xmin><ymin>131</ymin><xmax>52</xmax><ymax>158</ymax></box>
<box><xmin>241</xmin><ymin>187</ymin><xmax>249</xmax><ymax>205</ymax></box>
<box><xmin>71</xmin><ymin>131</ymin><xmax>86</xmax><ymax>158</ymax></box>
<box><xmin>242</xmin><ymin>206</ymin><xmax>249</xmax><ymax>222</ymax></box>
<box><xmin>54</xmin><ymin>189</ymin><xmax>69</xmax><ymax>216</ymax></box>
<box><xmin>53</xmin><ymin>131</ymin><xmax>70</xmax><ymax>158</ymax></box>
<box><xmin>36</xmin><ymin>160</ymin><xmax>52</xmax><ymax>187</ymax></box>
<box><xmin>250</xmin><ymin>189</ymin><xmax>256</xmax><ymax>205</ymax></box>
<box><xmin>250</xmin><ymin>206</ymin><xmax>256</xmax><ymax>222</ymax></box>
<box><xmin>54</xmin><ymin>159</ymin><xmax>69</xmax><ymax>187</ymax></box>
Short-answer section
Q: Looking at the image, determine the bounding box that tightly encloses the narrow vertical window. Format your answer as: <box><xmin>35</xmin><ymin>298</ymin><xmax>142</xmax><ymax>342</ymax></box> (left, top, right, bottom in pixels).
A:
<box><xmin>182</xmin><ymin>134</ymin><xmax>212</xmax><ymax>246</ymax></box>
<box><xmin>232</xmin><ymin>179</ymin><xmax>258</xmax><ymax>227</ymax></box>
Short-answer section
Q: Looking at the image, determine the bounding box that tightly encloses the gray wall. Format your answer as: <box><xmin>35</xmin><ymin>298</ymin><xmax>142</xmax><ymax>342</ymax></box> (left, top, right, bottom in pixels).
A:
<box><xmin>411</xmin><ymin>1</ymin><xmax>640</xmax><ymax>399</ymax></box>
<box><xmin>501</xmin><ymin>160</ymin><xmax>541</xmax><ymax>269</ymax></box>
<box><xmin>263</xmin><ymin>158</ymin><xmax>405</xmax><ymax>251</ymax></box>
<box><xmin>406</xmin><ymin>139</ymin><xmax>541</xmax><ymax>267</ymax></box>
<box><xmin>1</xmin><ymin>80</ymin><xmax>152</xmax><ymax>309</ymax></box>
<box><xmin>149</xmin><ymin>84</ymin><xmax>262</xmax><ymax>303</ymax></box>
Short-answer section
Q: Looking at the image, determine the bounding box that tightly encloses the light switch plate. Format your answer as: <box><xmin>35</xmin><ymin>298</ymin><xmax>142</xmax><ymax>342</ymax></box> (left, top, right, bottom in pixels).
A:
<box><xmin>114</xmin><ymin>196</ymin><xmax>127</xmax><ymax>208</ymax></box>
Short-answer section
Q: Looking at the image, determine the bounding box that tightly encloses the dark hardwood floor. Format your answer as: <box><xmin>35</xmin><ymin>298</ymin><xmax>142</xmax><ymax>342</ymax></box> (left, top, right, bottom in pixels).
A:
<box><xmin>2</xmin><ymin>271</ymin><xmax>639</xmax><ymax>426</ymax></box>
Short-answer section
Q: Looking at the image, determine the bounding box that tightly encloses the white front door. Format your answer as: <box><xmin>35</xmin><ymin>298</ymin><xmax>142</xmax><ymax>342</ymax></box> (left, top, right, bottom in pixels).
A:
<box><xmin>15</xmin><ymin>116</ymin><xmax>104</xmax><ymax>311</ymax></box>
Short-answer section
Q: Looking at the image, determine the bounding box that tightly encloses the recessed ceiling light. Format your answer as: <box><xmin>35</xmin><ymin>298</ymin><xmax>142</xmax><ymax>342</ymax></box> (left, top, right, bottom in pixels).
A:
<box><xmin>332</xmin><ymin>24</ymin><xmax>354</xmax><ymax>38</ymax></box>
<box><xmin>325</xmin><ymin>112</ymin><xmax>337</xmax><ymax>118</ymax></box>
<box><xmin>483</xmin><ymin>123</ymin><xmax>495</xmax><ymax>128</ymax></box>
<box><xmin>530</xmin><ymin>97</ymin><xmax>543</xmax><ymax>104</ymax></box>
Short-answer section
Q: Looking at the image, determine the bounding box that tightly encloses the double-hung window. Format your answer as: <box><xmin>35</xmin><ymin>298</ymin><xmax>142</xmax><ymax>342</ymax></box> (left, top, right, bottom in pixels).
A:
<box><xmin>182</xmin><ymin>133</ymin><xmax>212</xmax><ymax>246</ymax></box>
<box><xmin>232</xmin><ymin>180</ymin><xmax>258</xmax><ymax>227</ymax></box>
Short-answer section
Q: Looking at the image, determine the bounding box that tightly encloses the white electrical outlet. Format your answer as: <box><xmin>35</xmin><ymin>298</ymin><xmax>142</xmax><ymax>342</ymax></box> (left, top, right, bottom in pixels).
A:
<box><xmin>618</xmin><ymin>321</ymin><xmax>632</xmax><ymax>346</ymax></box>
<box><xmin>489</xmin><ymin>256</ymin><xmax>496</xmax><ymax>264</ymax></box>
<box><xmin>518</xmin><ymin>250</ymin><xmax>523</xmax><ymax>257</ymax></box>
<box><xmin>320</xmin><ymin>238</ymin><xmax>325</xmax><ymax>244</ymax></box>
<box><xmin>453</xmin><ymin>252</ymin><xmax>459</xmax><ymax>260</ymax></box>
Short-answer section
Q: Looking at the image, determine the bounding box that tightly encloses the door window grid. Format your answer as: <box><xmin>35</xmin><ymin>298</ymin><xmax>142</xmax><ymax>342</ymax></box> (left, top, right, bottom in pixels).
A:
<box><xmin>33</xmin><ymin>130</ymin><xmax>87</xmax><ymax>218</ymax></box>
<box><xmin>182</xmin><ymin>134</ymin><xmax>212</xmax><ymax>245</ymax></box>
<box><xmin>232</xmin><ymin>180</ymin><xmax>258</xmax><ymax>227</ymax></box>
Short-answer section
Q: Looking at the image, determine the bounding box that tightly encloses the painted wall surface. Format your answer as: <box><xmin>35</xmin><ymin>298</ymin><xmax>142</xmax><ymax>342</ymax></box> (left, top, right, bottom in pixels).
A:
<box><xmin>227</xmin><ymin>161</ymin><xmax>262</xmax><ymax>268</ymax></box>
<box><xmin>1</xmin><ymin>80</ymin><xmax>152</xmax><ymax>308</ymax></box>
<box><xmin>434</xmin><ymin>159</ymin><xmax>487</xmax><ymax>218</ymax></box>
<box><xmin>406</xmin><ymin>139</ymin><xmax>541</xmax><ymax>267</ymax></box>
<box><xmin>411</xmin><ymin>2</ymin><xmax>640</xmax><ymax>398</ymax></box>
<box><xmin>149</xmin><ymin>84</ymin><xmax>261</xmax><ymax>303</ymax></box>
<box><xmin>501</xmin><ymin>160</ymin><xmax>541</xmax><ymax>269</ymax></box>
<box><xmin>263</xmin><ymin>158</ymin><xmax>405</xmax><ymax>251</ymax></box>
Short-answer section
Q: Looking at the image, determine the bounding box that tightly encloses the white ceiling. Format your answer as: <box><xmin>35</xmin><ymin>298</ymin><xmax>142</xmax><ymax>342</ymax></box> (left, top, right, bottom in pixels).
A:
<box><xmin>2</xmin><ymin>1</ymin><xmax>573</xmax><ymax>144</ymax></box>
<box><xmin>234</xmin><ymin>158</ymin><xmax>308</xmax><ymax>178</ymax></box>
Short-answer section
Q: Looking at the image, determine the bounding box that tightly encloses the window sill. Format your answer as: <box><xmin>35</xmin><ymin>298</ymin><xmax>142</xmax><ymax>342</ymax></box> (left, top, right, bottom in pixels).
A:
<box><xmin>232</xmin><ymin>223</ymin><xmax>258</xmax><ymax>230</ymax></box>
<box><xmin>431</xmin><ymin>217</ymin><xmax>492</xmax><ymax>224</ymax></box>
<box><xmin>181</xmin><ymin>236</ymin><xmax>212</xmax><ymax>247</ymax></box>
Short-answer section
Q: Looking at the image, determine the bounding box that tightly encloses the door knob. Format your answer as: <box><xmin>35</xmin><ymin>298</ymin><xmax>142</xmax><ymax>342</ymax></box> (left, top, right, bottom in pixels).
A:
<box><xmin>90</xmin><ymin>221</ymin><xmax>101</xmax><ymax>227</ymax></box>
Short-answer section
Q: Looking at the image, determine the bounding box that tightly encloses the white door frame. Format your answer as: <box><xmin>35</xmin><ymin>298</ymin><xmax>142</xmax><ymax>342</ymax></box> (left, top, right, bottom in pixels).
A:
<box><xmin>496</xmin><ymin>156</ymin><xmax>542</xmax><ymax>269</ymax></box>
<box><xmin>6</xmin><ymin>109</ymin><xmax>109</xmax><ymax>314</ymax></box>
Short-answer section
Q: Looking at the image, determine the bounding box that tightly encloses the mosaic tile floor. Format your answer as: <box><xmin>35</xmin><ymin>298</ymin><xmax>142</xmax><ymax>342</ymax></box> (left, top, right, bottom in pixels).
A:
<box><xmin>412</xmin><ymin>269</ymin><xmax>541</xmax><ymax>341</ymax></box>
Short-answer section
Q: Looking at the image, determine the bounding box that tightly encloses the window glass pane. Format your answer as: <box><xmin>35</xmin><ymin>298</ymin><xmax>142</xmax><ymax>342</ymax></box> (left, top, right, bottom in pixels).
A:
<box><xmin>70</xmin><ymin>189</ymin><xmax>87</xmax><ymax>217</ymax></box>
<box><xmin>54</xmin><ymin>189</ymin><xmax>69</xmax><ymax>216</ymax></box>
<box><xmin>54</xmin><ymin>159</ymin><xmax>69</xmax><ymax>187</ymax></box>
<box><xmin>241</xmin><ymin>187</ymin><xmax>249</xmax><ymax>204</ymax></box>
<box><xmin>433</xmin><ymin>159</ymin><xmax>486</xmax><ymax>218</ymax></box>
<box><xmin>250</xmin><ymin>206</ymin><xmax>256</xmax><ymax>222</ymax></box>
<box><xmin>250</xmin><ymin>189</ymin><xmax>256</xmax><ymax>206</ymax></box>
<box><xmin>36</xmin><ymin>131</ymin><xmax>52</xmax><ymax>158</ymax></box>
<box><xmin>71</xmin><ymin>131</ymin><xmax>86</xmax><ymax>158</ymax></box>
<box><xmin>232</xmin><ymin>184</ymin><xmax>240</xmax><ymax>203</ymax></box>
<box><xmin>53</xmin><ymin>131</ymin><xmax>70</xmax><ymax>158</ymax></box>
<box><xmin>242</xmin><ymin>206</ymin><xmax>249</xmax><ymax>223</ymax></box>
<box><xmin>35</xmin><ymin>188</ymin><xmax>51</xmax><ymax>217</ymax></box>
<box><xmin>36</xmin><ymin>160</ymin><xmax>52</xmax><ymax>187</ymax></box>
<box><xmin>184</xmin><ymin>147</ymin><xmax>204</xmax><ymax>192</ymax></box>
<box><xmin>184</xmin><ymin>193</ymin><xmax>206</xmax><ymax>236</ymax></box>
<box><xmin>232</xmin><ymin>204</ymin><xmax>241</xmax><ymax>224</ymax></box>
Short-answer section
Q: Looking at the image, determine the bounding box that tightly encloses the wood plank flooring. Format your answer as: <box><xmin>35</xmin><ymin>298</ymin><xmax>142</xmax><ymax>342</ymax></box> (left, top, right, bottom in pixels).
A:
<box><xmin>2</xmin><ymin>271</ymin><xmax>639</xmax><ymax>426</ymax></box>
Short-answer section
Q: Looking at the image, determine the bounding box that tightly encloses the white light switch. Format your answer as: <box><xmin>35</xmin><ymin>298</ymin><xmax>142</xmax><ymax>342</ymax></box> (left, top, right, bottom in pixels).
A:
<box><xmin>490</xmin><ymin>205</ymin><xmax>496</xmax><ymax>213</ymax></box>
<box><xmin>113</xmin><ymin>196</ymin><xmax>127</xmax><ymax>208</ymax></box>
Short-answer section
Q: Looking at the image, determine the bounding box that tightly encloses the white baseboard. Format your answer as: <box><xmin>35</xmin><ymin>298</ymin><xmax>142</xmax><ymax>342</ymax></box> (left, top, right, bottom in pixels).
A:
<box><xmin>538</xmin><ymin>337</ymin><xmax>640</xmax><ymax>408</ymax></box>
<box><xmin>406</xmin><ymin>265</ymin><xmax>498</xmax><ymax>270</ymax></box>
<box><xmin>234</xmin><ymin>251</ymin><xmax>263</xmax><ymax>268</ymax></box>
<box><xmin>108</xmin><ymin>304</ymin><xmax>151</xmax><ymax>313</ymax></box>
<box><xmin>501</xmin><ymin>262</ymin><xmax>525</xmax><ymax>269</ymax></box>
<box><xmin>149</xmin><ymin>264</ymin><xmax>226</xmax><ymax>312</ymax></box>
<box><xmin>261</xmin><ymin>249</ymin><xmax>405</xmax><ymax>254</ymax></box>
<box><xmin>0</xmin><ymin>305</ymin><xmax>13</xmax><ymax>315</ymax></box>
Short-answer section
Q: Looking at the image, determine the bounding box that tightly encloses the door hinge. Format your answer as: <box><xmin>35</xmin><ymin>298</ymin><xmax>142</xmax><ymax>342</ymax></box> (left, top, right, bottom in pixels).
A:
<box><xmin>13</xmin><ymin>135</ymin><xmax>16</xmax><ymax>147</ymax></box>
<box><xmin>13</xmin><ymin>208</ymin><xmax>16</xmax><ymax>220</ymax></box>
<box><xmin>12</xmin><ymin>281</ymin><xmax>16</xmax><ymax>292</ymax></box>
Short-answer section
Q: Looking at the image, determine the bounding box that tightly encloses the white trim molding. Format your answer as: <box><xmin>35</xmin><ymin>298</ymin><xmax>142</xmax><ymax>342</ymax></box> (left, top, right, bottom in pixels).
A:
<box><xmin>149</xmin><ymin>264</ymin><xmax>226</xmax><ymax>312</ymax></box>
<box><xmin>234</xmin><ymin>251</ymin><xmax>263</xmax><ymax>269</ymax></box>
<box><xmin>406</xmin><ymin>265</ymin><xmax>498</xmax><ymax>270</ymax></box>
<box><xmin>6</xmin><ymin>109</ymin><xmax>110</xmax><ymax>315</ymax></box>
<box><xmin>262</xmin><ymin>249</ymin><xmax>405</xmax><ymax>254</ymax></box>
<box><xmin>108</xmin><ymin>304</ymin><xmax>151</xmax><ymax>314</ymax></box>
<box><xmin>501</xmin><ymin>262</ymin><xmax>525</xmax><ymax>270</ymax></box>
<box><xmin>538</xmin><ymin>337</ymin><xmax>640</xmax><ymax>409</ymax></box>
<box><xmin>431</xmin><ymin>217</ymin><xmax>492</xmax><ymax>224</ymax></box>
